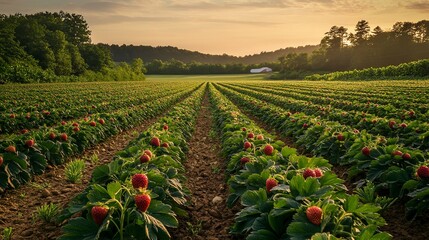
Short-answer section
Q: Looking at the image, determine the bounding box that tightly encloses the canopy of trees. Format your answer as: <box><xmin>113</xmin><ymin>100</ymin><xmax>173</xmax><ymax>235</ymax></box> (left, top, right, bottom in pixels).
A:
<box><xmin>273</xmin><ymin>20</ymin><xmax>429</xmax><ymax>79</ymax></box>
<box><xmin>107</xmin><ymin>44</ymin><xmax>318</xmax><ymax>65</ymax></box>
<box><xmin>0</xmin><ymin>12</ymin><xmax>146</xmax><ymax>83</ymax></box>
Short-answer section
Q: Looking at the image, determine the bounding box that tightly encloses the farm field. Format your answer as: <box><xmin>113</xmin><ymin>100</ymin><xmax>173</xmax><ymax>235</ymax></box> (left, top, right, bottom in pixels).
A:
<box><xmin>0</xmin><ymin>76</ymin><xmax>429</xmax><ymax>239</ymax></box>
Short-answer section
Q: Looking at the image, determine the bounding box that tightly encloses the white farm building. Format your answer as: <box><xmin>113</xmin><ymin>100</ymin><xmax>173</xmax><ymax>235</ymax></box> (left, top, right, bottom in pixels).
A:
<box><xmin>250</xmin><ymin>67</ymin><xmax>272</xmax><ymax>73</ymax></box>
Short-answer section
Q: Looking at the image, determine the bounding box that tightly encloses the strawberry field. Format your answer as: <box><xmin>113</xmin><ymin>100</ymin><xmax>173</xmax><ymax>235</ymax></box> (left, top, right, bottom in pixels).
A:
<box><xmin>0</xmin><ymin>76</ymin><xmax>428</xmax><ymax>239</ymax></box>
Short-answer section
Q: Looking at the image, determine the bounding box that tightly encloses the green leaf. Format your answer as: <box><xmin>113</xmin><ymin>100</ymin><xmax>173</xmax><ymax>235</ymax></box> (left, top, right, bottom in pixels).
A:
<box><xmin>281</xmin><ymin>147</ymin><xmax>297</xmax><ymax>158</ymax></box>
<box><xmin>247</xmin><ymin>229</ymin><xmax>278</xmax><ymax>240</ymax></box>
<box><xmin>241</xmin><ymin>189</ymin><xmax>267</xmax><ymax>207</ymax></box>
<box><xmin>58</xmin><ymin>217</ymin><xmax>99</xmax><ymax>240</ymax></box>
<box><xmin>106</xmin><ymin>181</ymin><xmax>122</xmax><ymax>200</ymax></box>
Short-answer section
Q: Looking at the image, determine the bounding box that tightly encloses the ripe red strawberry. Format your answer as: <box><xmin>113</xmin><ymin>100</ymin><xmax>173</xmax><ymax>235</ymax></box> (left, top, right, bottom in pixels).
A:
<box><xmin>257</xmin><ymin>134</ymin><xmax>264</xmax><ymax>140</ymax></box>
<box><xmin>61</xmin><ymin>121</ymin><xmax>67</xmax><ymax>125</ymax></box>
<box><xmin>150</xmin><ymin>137</ymin><xmax>160</xmax><ymax>147</ymax></box>
<box><xmin>337</xmin><ymin>134</ymin><xmax>345</xmax><ymax>141</ymax></box>
<box><xmin>303</xmin><ymin>168</ymin><xmax>316</xmax><ymax>179</ymax></box>
<box><xmin>353</xmin><ymin>129</ymin><xmax>360</xmax><ymax>134</ymax></box>
<box><xmin>91</xmin><ymin>206</ymin><xmax>108</xmax><ymax>225</ymax></box>
<box><xmin>392</xmin><ymin>150</ymin><xmax>403</xmax><ymax>156</ymax></box>
<box><xmin>140</xmin><ymin>154</ymin><xmax>151</xmax><ymax>163</ymax></box>
<box><xmin>0</xmin><ymin>156</ymin><xmax>3</xmax><ymax>166</ymax></box>
<box><xmin>314</xmin><ymin>168</ymin><xmax>323</xmax><ymax>178</ymax></box>
<box><xmin>163</xmin><ymin>124</ymin><xmax>168</xmax><ymax>130</ymax></box>
<box><xmin>244</xmin><ymin>141</ymin><xmax>252</xmax><ymax>149</ymax></box>
<box><xmin>25</xmin><ymin>113</ymin><xmax>30</xmax><ymax>119</ymax></box>
<box><xmin>21</xmin><ymin>129</ymin><xmax>29</xmax><ymax>134</ymax></box>
<box><xmin>72</xmin><ymin>122</ymin><xmax>79</xmax><ymax>127</ymax></box>
<box><xmin>161</xmin><ymin>142</ymin><xmax>169</xmax><ymax>148</ymax></box>
<box><xmin>361</xmin><ymin>146</ymin><xmax>370</xmax><ymax>156</ymax></box>
<box><xmin>263</xmin><ymin>144</ymin><xmax>274</xmax><ymax>156</ymax></box>
<box><xmin>266</xmin><ymin>178</ymin><xmax>278</xmax><ymax>192</ymax></box>
<box><xmin>240</xmin><ymin>157</ymin><xmax>250</xmax><ymax>164</ymax></box>
<box><xmin>306</xmin><ymin>206</ymin><xmax>322</xmax><ymax>225</ymax></box>
<box><xmin>73</xmin><ymin>127</ymin><xmax>80</xmax><ymax>132</ymax></box>
<box><xmin>417</xmin><ymin>166</ymin><xmax>429</xmax><ymax>179</ymax></box>
<box><xmin>10</xmin><ymin>114</ymin><xmax>16</xmax><ymax>118</ymax></box>
<box><xmin>241</xmin><ymin>127</ymin><xmax>246</xmax><ymax>132</ymax></box>
<box><xmin>408</xmin><ymin>110</ymin><xmax>415</xmax><ymax>117</ymax></box>
<box><xmin>144</xmin><ymin>150</ymin><xmax>153</xmax><ymax>158</ymax></box>
<box><xmin>25</xmin><ymin>139</ymin><xmax>35</xmax><ymax>148</ymax></box>
<box><xmin>132</xmin><ymin>173</ymin><xmax>149</xmax><ymax>189</ymax></box>
<box><xmin>388</xmin><ymin>121</ymin><xmax>396</xmax><ymax>128</ymax></box>
<box><xmin>60</xmin><ymin>133</ymin><xmax>68</xmax><ymax>141</ymax></box>
<box><xmin>400</xmin><ymin>123</ymin><xmax>407</xmax><ymax>128</ymax></box>
<box><xmin>247</xmin><ymin>132</ymin><xmax>255</xmax><ymax>139</ymax></box>
<box><xmin>135</xmin><ymin>193</ymin><xmax>151</xmax><ymax>212</ymax></box>
<box><xmin>302</xmin><ymin>123</ymin><xmax>309</xmax><ymax>128</ymax></box>
<box><xmin>89</xmin><ymin>121</ymin><xmax>96</xmax><ymax>127</ymax></box>
<box><xmin>84</xmin><ymin>117</ymin><xmax>89</xmax><ymax>122</ymax></box>
<box><xmin>5</xmin><ymin>146</ymin><xmax>16</xmax><ymax>153</ymax></box>
<box><xmin>99</xmin><ymin>119</ymin><xmax>105</xmax><ymax>125</ymax></box>
<box><xmin>286</xmin><ymin>112</ymin><xmax>291</xmax><ymax>116</ymax></box>
<box><xmin>402</xmin><ymin>153</ymin><xmax>411</xmax><ymax>160</ymax></box>
<box><xmin>49</xmin><ymin>132</ymin><xmax>56</xmax><ymax>140</ymax></box>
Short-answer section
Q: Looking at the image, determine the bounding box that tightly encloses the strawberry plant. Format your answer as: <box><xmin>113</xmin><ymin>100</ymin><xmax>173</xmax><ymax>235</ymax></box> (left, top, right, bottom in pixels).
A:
<box><xmin>58</xmin><ymin>85</ymin><xmax>205</xmax><ymax>239</ymax></box>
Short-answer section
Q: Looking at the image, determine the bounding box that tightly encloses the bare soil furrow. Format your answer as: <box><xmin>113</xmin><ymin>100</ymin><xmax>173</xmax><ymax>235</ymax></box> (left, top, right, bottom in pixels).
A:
<box><xmin>173</xmin><ymin>92</ymin><xmax>236</xmax><ymax>240</ymax></box>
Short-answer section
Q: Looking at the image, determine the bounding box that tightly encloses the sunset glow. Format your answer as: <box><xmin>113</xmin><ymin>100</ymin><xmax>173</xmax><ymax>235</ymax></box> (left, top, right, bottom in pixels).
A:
<box><xmin>2</xmin><ymin>0</ymin><xmax>429</xmax><ymax>55</ymax></box>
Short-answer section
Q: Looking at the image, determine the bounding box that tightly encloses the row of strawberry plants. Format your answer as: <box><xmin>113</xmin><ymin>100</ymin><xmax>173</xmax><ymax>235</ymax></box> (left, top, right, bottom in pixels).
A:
<box><xmin>0</xmin><ymin>81</ymin><xmax>190</xmax><ymax>134</ymax></box>
<box><xmin>228</xmin><ymin>82</ymin><xmax>426</xmax><ymax>124</ymax></box>
<box><xmin>223</xmin><ymin>83</ymin><xmax>429</xmax><ymax>151</ymax></box>
<box><xmin>0</xmin><ymin>84</ymin><xmax>202</xmax><ymax>193</ymax></box>
<box><xmin>58</xmin><ymin>84</ymin><xmax>206</xmax><ymax>240</ymax></box>
<box><xmin>215</xmin><ymin>83</ymin><xmax>429</xmax><ymax>220</ymax></box>
<box><xmin>241</xmin><ymin>81</ymin><xmax>428</xmax><ymax>111</ymax></box>
<box><xmin>208</xmin><ymin>83</ymin><xmax>391</xmax><ymax>239</ymax></box>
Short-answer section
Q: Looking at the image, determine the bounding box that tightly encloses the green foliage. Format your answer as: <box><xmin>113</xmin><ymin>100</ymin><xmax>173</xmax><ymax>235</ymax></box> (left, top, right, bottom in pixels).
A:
<box><xmin>0</xmin><ymin>12</ymin><xmax>145</xmax><ymax>83</ymax></box>
<box><xmin>36</xmin><ymin>203</ymin><xmax>61</xmax><ymax>223</ymax></box>
<box><xmin>306</xmin><ymin>59</ymin><xmax>429</xmax><ymax>80</ymax></box>
<box><xmin>64</xmin><ymin>159</ymin><xmax>86</xmax><ymax>183</ymax></box>
<box><xmin>1</xmin><ymin>227</ymin><xmax>13</xmax><ymax>240</ymax></box>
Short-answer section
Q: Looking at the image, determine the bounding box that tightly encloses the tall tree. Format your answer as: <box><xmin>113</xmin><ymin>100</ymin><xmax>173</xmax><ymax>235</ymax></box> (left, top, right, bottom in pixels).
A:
<box><xmin>349</xmin><ymin>20</ymin><xmax>370</xmax><ymax>47</ymax></box>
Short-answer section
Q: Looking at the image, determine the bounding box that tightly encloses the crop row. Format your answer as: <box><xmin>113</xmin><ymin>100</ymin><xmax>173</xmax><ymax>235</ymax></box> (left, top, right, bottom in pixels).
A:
<box><xmin>0</xmin><ymin>81</ymin><xmax>192</xmax><ymax>134</ymax></box>
<box><xmin>215</xmin><ymin>83</ymin><xmax>429</xmax><ymax>220</ymax></box>
<box><xmin>223</xmin><ymin>83</ymin><xmax>429</xmax><ymax>152</ymax></box>
<box><xmin>208</xmin><ymin>83</ymin><xmax>391</xmax><ymax>239</ymax></box>
<box><xmin>58</xmin><ymin>83</ymin><xmax>206</xmax><ymax>239</ymax></box>
<box><xmin>239</xmin><ymin>81</ymin><xmax>428</xmax><ymax>111</ymax></box>
<box><xmin>0</xmin><ymin>84</ymin><xmax>201</xmax><ymax>193</ymax></box>
<box><xmin>228</xmin><ymin>82</ymin><xmax>427</xmax><ymax>126</ymax></box>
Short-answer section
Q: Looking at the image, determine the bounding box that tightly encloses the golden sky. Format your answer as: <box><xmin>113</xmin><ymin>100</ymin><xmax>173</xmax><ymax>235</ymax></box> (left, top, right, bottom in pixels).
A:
<box><xmin>1</xmin><ymin>0</ymin><xmax>429</xmax><ymax>56</ymax></box>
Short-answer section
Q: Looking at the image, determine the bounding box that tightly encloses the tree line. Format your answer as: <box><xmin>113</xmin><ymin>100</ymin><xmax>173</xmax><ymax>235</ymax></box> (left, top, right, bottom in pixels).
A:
<box><xmin>275</xmin><ymin>20</ymin><xmax>429</xmax><ymax>79</ymax></box>
<box><xmin>0</xmin><ymin>12</ymin><xmax>146</xmax><ymax>83</ymax></box>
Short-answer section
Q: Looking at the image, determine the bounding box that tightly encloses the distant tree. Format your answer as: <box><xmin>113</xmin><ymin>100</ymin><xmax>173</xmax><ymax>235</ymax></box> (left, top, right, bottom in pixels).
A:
<box><xmin>131</xmin><ymin>58</ymin><xmax>147</xmax><ymax>74</ymax></box>
<box><xmin>79</xmin><ymin>44</ymin><xmax>113</xmax><ymax>71</ymax></box>
<box><xmin>349</xmin><ymin>20</ymin><xmax>370</xmax><ymax>47</ymax></box>
<box><xmin>321</xmin><ymin>26</ymin><xmax>349</xmax><ymax>49</ymax></box>
<box><xmin>415</xmin><ymin>20</ymin><xmax>429</xmax><ymax>43</ymax></box>
<box><xmin>15</xmin><ymin>20</ymin><xmax>56</xmax><ymax>70</ymax></box>
<box><xmin>66</xmin><ymin>43</ymin><xmax>86</xmax><ymax>75</ymax></box>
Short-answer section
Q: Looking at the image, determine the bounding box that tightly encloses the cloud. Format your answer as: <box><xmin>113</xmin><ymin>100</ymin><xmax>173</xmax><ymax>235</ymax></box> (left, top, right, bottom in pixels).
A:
<box><xmin>404</xmin><ymin>0</ymin><xmax>429</xmax><ymax>11</ymax></box>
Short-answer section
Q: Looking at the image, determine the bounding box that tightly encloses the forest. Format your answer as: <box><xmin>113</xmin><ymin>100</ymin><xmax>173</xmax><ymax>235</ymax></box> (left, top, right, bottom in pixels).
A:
<box><xmin>0</xmin><ymin>12</ymin><xmax>146</xmax><ymax>83</ymax></box>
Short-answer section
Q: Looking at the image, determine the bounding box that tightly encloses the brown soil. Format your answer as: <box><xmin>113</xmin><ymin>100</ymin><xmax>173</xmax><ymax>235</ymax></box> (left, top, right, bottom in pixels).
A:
<box><xmin>173</xmin><ymin>93</ymin><xmax>237</xmax><ymax>240</ymax></box>
<box><xmin>380</xmin><ymin>202</ymin><xmax>429</xmax><ymax>240</ymax></box>
<box><xmin>0</xmin><ymin>115</ymin><xmax>164</xmax><ymax>239</ymax></box>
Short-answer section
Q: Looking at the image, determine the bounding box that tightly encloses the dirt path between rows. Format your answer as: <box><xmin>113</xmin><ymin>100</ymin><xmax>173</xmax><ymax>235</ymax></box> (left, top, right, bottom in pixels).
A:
<box><xmin>0</xmin><ymin>113</ymin><xmax>169</xmax><ymax>239</ymax></box>
<box><xmin>173</xmin><ymin>92</ymin><xmax>236</xmax><ymax>240</ymax></box>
